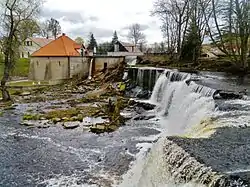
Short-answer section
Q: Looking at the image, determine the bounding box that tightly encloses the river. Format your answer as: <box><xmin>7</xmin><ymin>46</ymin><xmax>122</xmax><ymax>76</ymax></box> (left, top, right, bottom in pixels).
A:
<box><xmin>0</xmin><ymin>68</ymin><xmax>250</xmax><ymax>187</ymax></box>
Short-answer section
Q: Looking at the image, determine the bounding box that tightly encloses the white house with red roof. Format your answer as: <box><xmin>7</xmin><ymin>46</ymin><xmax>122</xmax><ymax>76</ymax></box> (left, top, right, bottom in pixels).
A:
<box><xmin>19</xmin><ymin>37</ymin><xmax>53</xmax><ymax>58</ymax></box>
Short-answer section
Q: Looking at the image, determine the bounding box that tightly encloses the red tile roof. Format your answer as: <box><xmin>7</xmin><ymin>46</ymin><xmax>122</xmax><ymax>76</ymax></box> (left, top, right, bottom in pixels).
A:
<box><xmin>31</xmin><ymin>34</ymin><xmax>81</xmax><ymax>57</ymax></box>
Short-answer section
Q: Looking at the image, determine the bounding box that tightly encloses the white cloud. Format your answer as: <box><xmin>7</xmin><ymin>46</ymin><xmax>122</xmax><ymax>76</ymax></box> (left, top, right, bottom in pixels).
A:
<box><xmin>42</xmin><ymin>0</ymin><xmax>163</xmax><ymax>44</ymax></box>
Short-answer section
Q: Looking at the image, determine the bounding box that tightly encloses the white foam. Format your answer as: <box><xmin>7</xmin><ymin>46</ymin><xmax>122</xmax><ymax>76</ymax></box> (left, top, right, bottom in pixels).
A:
<box><xmin>39</xmin><ymin>175</ymin><xmax>98</xmax><ymax>187</ymax></box>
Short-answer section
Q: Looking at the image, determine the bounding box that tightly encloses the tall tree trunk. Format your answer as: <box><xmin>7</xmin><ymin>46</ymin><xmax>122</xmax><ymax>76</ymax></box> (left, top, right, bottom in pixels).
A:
<box><xmin>177</xmin><ymin>18</ymin><xmax>182</xmax><ymax>60</ymax></box>
<box><xmin>241</xmin><ymin>37</ymin><xmax>249</xmax><ymax>70</ymax></box>
<box><xmin>1</xmin><ymin>53</ymin><xmax>11</xmax><ymax>101</ymax></box>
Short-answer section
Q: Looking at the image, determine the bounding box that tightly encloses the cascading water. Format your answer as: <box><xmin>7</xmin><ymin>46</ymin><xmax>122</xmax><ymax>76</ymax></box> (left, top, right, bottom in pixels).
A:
<box><xmin>119</xmin><ymin>69</ymin><xmax>247</xmax><ymax>187</ymax></box>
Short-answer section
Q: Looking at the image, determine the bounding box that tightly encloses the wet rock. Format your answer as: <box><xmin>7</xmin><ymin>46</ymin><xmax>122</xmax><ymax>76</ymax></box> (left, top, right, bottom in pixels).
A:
<box><xmin>129</xmin><ymin>100</ymin><xmax>156</xmax><ymax>110</ymax></box>
<box><xmin>52</xmin><ymin>118</ymin><xmax>61</xmax><ymax>124</ymax></box>
<box><xmin>213</xmin><ymin>90</ymin><xmax>246</xmax><ymax>100</ymax></box>
<box><xmin>134</xmin><ymin>114</ymin><xmax>156</xmax><ymax>121</ymax></box>
<box><xmin>37</xmin><ymin>123</ymin><xmax>50</xmax><ymax>129</ymax></box>
<box><xmin>4</xmin><ymin>105</ymin><xmax>16</xmax><ymax>110</ymax></box>
<box><xmin>63</xmin><ymin>122</ymin><xmax>80</xmax><ymax>129</ymax></box>
<box><xmin>90</xmin><ymin>123</ymin><xmax>118</xmax><ymax>134</ymax></box>
<box><xmin>20</xmin><ymin>120</ymin><xmax>35</xmax><ymax>127</ymax></box>
<box><xmin>136</xmin><ymin>102</ymin><xmax>155</xmax><ymax>111</ymax></box>
<box><xmin>20</xmin><ymin>91</ymin><xmax>31</xmax><ymax>96</ymax></box>
<box><xmin>136</xmin><ymin>90</ymin><xmax>150</xmax><ymax>99</ymax></box>
<box><xmin>62</xmin><ymin>117</ymin><xmax>70</xmax><ymax>121</ymax></box>
<box><xmin>90</xmin><ymin>124</ymin><xmax>106</xmax><ymax>134</ymax></box>
<box><xmin>20</xmin><ymin>120</ymin><xmax>50</xmax><ymax>128</ymax></box>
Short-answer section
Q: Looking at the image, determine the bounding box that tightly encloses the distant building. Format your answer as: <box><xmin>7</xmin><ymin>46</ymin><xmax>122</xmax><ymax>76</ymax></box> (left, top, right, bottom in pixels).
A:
<box><xmin>19</xmin><ymin>37</ymin><xmax>53</xmax><ymax>58</ymax></box>
<box><xmin>108</xmin><ymin>41</ymin><xmax>144</xmax><ymax>56</ymax></box>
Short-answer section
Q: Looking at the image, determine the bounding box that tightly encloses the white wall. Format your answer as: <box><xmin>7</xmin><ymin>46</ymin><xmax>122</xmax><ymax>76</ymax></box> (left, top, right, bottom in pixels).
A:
<box><xmin>107</xmin><ymin>52</ymin><xmax>144</xmax><ymax>56</ymax></box>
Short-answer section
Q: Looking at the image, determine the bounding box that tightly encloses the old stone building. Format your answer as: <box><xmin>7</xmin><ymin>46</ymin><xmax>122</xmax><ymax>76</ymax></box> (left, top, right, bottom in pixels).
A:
<box><xmin>30</xmin><ymin>34</ymin><xmax>125</xmax><ymax>81</ymax></box>
<box><xmin>30</xmin><ymin>33</ymin><xmax>89</xmax><ymax>80</ymax></box>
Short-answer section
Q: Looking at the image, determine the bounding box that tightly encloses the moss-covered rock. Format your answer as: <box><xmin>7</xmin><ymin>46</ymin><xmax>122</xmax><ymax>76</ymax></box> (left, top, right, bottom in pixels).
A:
<box><xmin>23</xmin><ymin>114</ymin><xmax>41</xmax><ymax>120</ymax></box>
<box><xmin>52</xmin><ymin>117</ymin><xmax>61</xmax><ymax>124</ymax></box>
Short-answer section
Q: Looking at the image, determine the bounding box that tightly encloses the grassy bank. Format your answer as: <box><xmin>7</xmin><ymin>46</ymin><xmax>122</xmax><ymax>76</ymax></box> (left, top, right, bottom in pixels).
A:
<box><xmin>138</xmin><ymin>54</ymin><xmax>250</xmax><ymax>74</ymax></box>
<box><xmin>0</xmin><ymin>58</ymin><xmax>30</xmax><ymax>78</ymax></box>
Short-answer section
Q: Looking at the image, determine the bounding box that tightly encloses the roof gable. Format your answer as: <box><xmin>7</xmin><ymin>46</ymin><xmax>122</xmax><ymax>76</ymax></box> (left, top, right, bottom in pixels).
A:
<box><xmin>30</xmin><ymin>37</ymin><xmax>53</xmax><ymax>47</ymax></box>
<box><xmin>31</xmin><ymin>34</ymin><xmax>80</xmax><ymax>57</ymax></box>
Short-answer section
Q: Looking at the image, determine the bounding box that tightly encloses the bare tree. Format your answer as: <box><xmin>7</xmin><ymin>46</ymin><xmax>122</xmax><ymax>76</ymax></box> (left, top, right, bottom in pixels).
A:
<box><xmin>40</xmin><ymin>20</ymin><xmax>50</xmax><ymax>39</ymax></box>
<box><xmin>127</xmin><ymin>23</ymin><xmax>146</xmax><ymax>46</ymax></box>
<box><xmin>200</xmin><ymin>0</ymin><xmax>250</xmax><ymax>69</ymax></box>
<box><xmin>1</xmin><ymin>0</ymin><xmax>43</xmax><ymax>101</ymax></box>
<box><xmin>75</xmin><ymin>36</ymin><xmax>84</xmax><ymax>44</ymax></box>
<box><xmin>48</xmin><ymin>18</ymin><xmax>61</xmax><ymax>39</ymax></box>
<box><xmin>153</xmin><ymin>0</ymin><xmax>190</xmax><ymax>60</ymax></box>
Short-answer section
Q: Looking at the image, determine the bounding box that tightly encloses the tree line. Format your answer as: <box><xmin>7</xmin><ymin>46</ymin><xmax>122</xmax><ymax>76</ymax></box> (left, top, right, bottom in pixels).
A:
<box><xmin>152</xmin><ymin>0</ymin><xmax>250</xmax><ymax>69</ymax></box>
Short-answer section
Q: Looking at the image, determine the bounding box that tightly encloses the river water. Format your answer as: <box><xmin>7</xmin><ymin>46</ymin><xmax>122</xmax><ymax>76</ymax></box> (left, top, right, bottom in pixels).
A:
<box><xmin>0</xmin><ymin>69</ymin><xmax>250</xmax><ymax>187</ymax></box>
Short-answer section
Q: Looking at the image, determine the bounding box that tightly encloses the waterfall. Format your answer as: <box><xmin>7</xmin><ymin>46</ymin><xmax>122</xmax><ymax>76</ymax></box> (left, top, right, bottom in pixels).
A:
<box><xmin>119</xmin><ymin>69</ymin><xmax>234</xmax><ymax>187</ymax></box>
<box><xmin>127</xmin><ymin>67</ymin><xmax>165</xmax><ymax>91</ymax></box>
<box><xmin>88</xmin><ymin>58</ymin><xmax>94</xmax><ymax>79</ymax></box>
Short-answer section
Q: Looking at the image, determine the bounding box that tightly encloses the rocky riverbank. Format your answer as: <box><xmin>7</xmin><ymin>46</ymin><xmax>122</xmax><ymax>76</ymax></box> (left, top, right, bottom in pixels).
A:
<box><xmin>0</xmin><ymin>61</ymin><xmax>133</xmax><ymax>134</ymax></box>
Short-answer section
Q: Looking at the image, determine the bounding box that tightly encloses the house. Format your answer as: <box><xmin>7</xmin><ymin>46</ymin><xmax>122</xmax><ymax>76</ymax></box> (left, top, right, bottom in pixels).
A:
<box><xmin>29</xmin><ymin>33</ymin><xmax>89</xmax><ymax>81</ymax></box>
<box><xmin>108</xmin><ymin>41</ymin><xmax>144</xmax><ymax>56</ymax></box>
<box><xmin>19</xmin><ymin>37</ymin><xmax>53</xmax><ymax>58</ymax></box>
<box><xmin>29</xmin><ymin>33</ymin><xmax>124</xmax><ymax>81</ymax></box>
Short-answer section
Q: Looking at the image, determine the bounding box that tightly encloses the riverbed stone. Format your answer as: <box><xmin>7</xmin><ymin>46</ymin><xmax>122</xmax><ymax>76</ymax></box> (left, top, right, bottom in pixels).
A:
<box><xmin>63</xmin><ymin>122</ymin><xmax>80</xmax><ymax>129</ymax></box>
<box><xmin>20</xmin><ymin>91</ymin><xmax>31</xmax><ymax>96</ymax></box>
<box><xmin>52</xmin><ymin>118</ymin><xmax>61</xmax><ymax>123</ymax></box>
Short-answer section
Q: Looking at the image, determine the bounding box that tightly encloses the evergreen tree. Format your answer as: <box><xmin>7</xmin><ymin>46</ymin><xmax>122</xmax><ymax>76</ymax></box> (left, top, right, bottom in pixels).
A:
<box><xmin>87</xmin><ymin>33</ymin><xmax>98</xmax><ymax>50</ymax></box>
<box><xmin>98</xmin><ymin>42</ymin><xmax>112</xmax><ymax>54</ymax></box>
<box><xmin>111</xmin><ymin>31</ymin><xmax>118</xmax><ymax>44</ymax></box>
<box><xmin>181</xmin><ymin>19</ymin><xmax>201</xmax><ymax>63</ymax></box>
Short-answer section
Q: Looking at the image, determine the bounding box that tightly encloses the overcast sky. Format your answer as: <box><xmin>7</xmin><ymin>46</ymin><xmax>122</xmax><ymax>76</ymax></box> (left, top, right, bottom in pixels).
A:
<box><xmin>42</xmin><ymin>0</ymin><xmax>163</xmax><ymax>44</ymax></box>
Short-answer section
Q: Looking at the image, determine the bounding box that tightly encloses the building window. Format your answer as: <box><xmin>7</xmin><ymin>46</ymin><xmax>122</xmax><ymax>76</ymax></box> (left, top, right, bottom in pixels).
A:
<box><xmin>58</xmin><ymin>61</ymin><xmax>61</xmax><ymax>66</ymax></box>
<box><xmin>21</xmin><ymin>52</ymin><xmax>24</xmax><ymax>58</ymax></box>
<box><xmin>103</xmin><ymin>62</ymin><xmax>107</xmax><ymax>73</ymax></box>
<box><xmin>25</xmin><ymin>41</ymin><xmax>32</xmax><ymax>46</ymax></box>
<box><xmin>28</xmin><ymin>52</ymin><xmax>30</xmax><ymax>57</ymax></box>
<box><xmin>36</xmin><ymin>61</ymin><xmax>39</xmax><ymax>66</ymax></box>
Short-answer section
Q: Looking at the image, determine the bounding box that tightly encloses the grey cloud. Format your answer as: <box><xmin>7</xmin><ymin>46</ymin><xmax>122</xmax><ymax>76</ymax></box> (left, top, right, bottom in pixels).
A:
<box><xmin>121</xmin><ymin>24</ymin><xmax>149</xmax><ymax>31</ymax></box>
<box><xmin>69</xmin><ymin>26</ymin><xmax>113</xmax><ymax>40</ymax></box>
<box><xmin>89</xmin><ymin>16</ymin><xmax>99</xmax><ymax>22</ymax></box>
<box><xmin>41</xmin><ymin>8</ymin><xmax>98</xmax><ymax>24</ymax></box>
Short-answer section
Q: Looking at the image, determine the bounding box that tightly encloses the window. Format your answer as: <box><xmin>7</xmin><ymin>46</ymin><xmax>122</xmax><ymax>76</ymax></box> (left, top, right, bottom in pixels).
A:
<box><xmin>103</xmin><ymin>62</ymin><xmax>107</xmax><ymax>73</ymax></box>
<box><xmin>28</xmin><ymin>52</ymin><xmax>30</xmax><ymax>57</ymax></box>
<box><xmin>58</xmin><ymin>61</ymin><xmax>61</xmax><ymax>66</ymax></box>
<box><xmin>21</xmin><ymin>52</ymin><xmax>24</xmax><ymax>58</ymax></box>
<box><xmin>25</xmin><ymin>41</ymin><xmax>32</xmax><ymax>46</ymax></box>
<box><xmin>36</xmin><ymin>61</ymin><xmax>39</xmax><ymax>66</ymax></box>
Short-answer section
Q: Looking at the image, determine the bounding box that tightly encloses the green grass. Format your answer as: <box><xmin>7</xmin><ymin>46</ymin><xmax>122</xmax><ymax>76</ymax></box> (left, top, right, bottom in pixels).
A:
<box><xmin>0</xmin><ymin>58</ymin><xmax>30</xmax><ymax>78</ymax></box>
<box><xmin>8</xmin><ymin>80</ymin><xmax>49</xmax><ymax>87</ymax></box>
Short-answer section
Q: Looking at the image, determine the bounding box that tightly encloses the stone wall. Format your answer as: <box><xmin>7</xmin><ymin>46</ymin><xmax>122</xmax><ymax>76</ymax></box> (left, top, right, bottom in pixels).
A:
<box><xmin>29</xmin><ymin>56</ymin><xmax>125</xmax><ymax>81</ymax></box>
<box><xmin>94</xmin><ymin>56</ymin><xmax>124</xmax><ymax>72</ymax></box>
<box><xmin>69</xmin><ymin>57</ymin><xmax>90</xmax><ymax>78</ymax></box>
<box><xmin>29</xmin><ymin>57</ymin><xmax>69</xmax><ymax>81</ymax></box>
